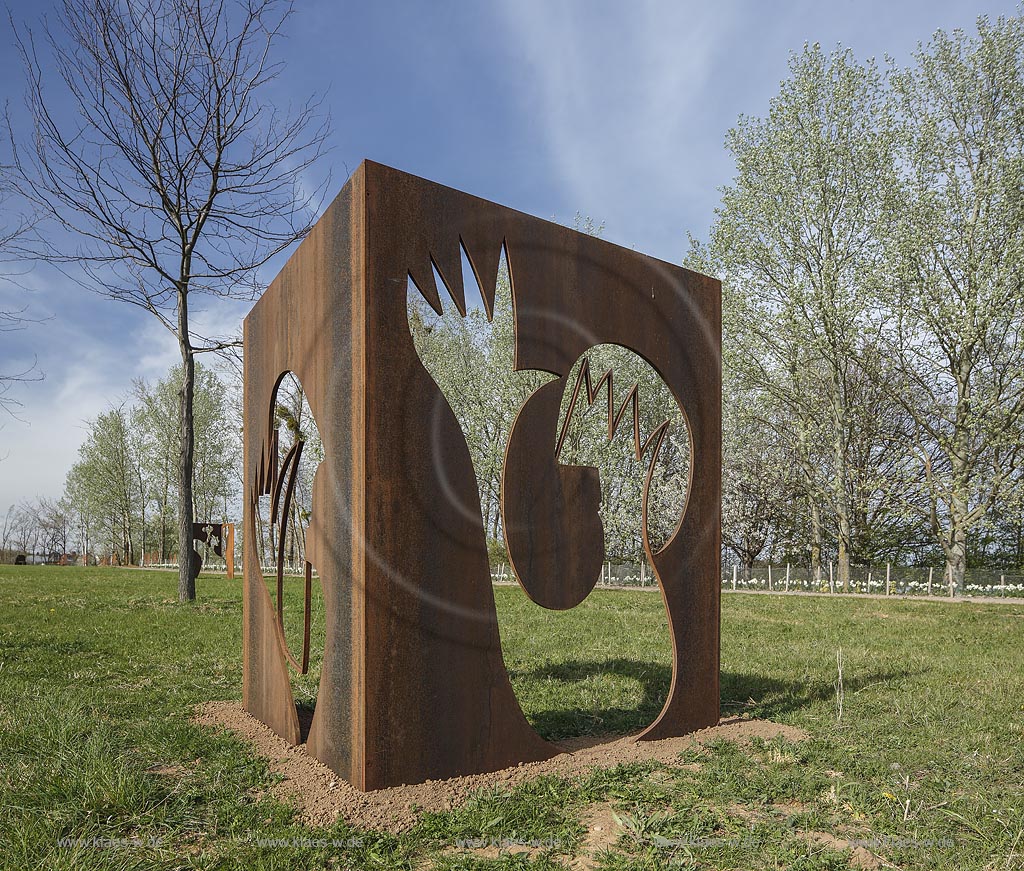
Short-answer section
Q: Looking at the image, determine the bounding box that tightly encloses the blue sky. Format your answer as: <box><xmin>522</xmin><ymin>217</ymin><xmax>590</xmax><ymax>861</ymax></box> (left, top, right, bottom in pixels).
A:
<box><xmin>0</xmin><ymin>0</ymin><xmax>1019</xmax><ymax>511</ymax></box>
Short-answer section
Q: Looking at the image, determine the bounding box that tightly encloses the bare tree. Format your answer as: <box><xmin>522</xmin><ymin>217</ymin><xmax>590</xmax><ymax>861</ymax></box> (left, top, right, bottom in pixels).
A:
<box><xmin>0</xmin><ymin>315</ymin><xmax>43</xmax><ymax>421</ymax></box>
<box><xmin>0</xmin><ymin>179</ymin><xmax>44</xmax><ymax>422</ymax></box>
<box><xmin>8</xmin><ymin>0</ymin><xmax>330</xmax><ymax>600</ymax></box>
<box><xmin>0</xmin><ymin>504</ymin><xmax>16</xmax><ymax>561</ymax></box>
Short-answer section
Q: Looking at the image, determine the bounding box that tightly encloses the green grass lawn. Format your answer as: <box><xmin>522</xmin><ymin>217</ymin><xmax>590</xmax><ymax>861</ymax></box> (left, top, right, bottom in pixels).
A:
<box><xmin>0</xmin><ymin>566</ymin><xmax>1021</xmax><ymax>870</ymax></box>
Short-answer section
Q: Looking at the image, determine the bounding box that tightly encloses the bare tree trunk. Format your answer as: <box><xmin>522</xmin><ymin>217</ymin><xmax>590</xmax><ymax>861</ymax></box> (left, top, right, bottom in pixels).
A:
<box><xmin>1016</xmin><ymin>517</ymin><xmax>1024</xmax><ymax>569</ymax></box>
<box><xmin>946</xmin><ymin>492</ymin><xmax>969</xmax><ymax>591</ymax></box>
<box><xmin>161</xmin><ymin>475</ymin><xmax>169</xmax><ymax>563</ymax></box>
<box><xmin>124</xmin><ymin>507</ymin><xmax>134</xmax><ymax>564</ymax></box>
<box><xmin>837</xmin><ymin>501</ymin><xmax>852</xmax><ymax>593</ymax></box>
<box><xmin>139</xmin><ymin>480</ymin><xmax>146</xmax><ymax>567</ymax></box>
<box><xmin>829</xmin><ymin>361</ymin><xmax>853</xmax><ymax>593</ymax></box>
<box><xmin>178</xmin><ymin>291</ymin><xmax>197</xmax><ymax>602</ymax></box>
<box><xmin>947</xmin><ymin>525</ymin><xmax>967</xmax><ymax>591</ymax></box>
<box><xmin>944</xmin><ymin>359</ymin><xmax>973</xmax><ymax>592</ymax></box>
<box><xmin>809</xmin><ymin>499</ymin><xmax>822</xmax><ymax>575</ymax></box>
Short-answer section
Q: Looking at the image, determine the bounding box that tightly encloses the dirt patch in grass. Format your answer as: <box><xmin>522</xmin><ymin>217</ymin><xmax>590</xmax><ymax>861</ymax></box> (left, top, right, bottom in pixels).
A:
<box><xmin>571</xmin><ymin>802</ymin><xmax>624</xmax><ymax>868</ymax></box>
<box><xmin>436</xmin><ymin>840</ymin><xmax>557</xmax><ymax>865</ymax></box>
<box><xmin>805</xmin><ymin>831</ymin><xmax>884</xmax><ymax>869</ymax></box>
<box><xmin>194</xmin><ymin>701</ymin><xmax>807</xmax><ymax>832</ymax></box>
<box><xmin>145</xmin><ymin>763</ymin><xmax>188</xmax><ymax>777</ymax></box>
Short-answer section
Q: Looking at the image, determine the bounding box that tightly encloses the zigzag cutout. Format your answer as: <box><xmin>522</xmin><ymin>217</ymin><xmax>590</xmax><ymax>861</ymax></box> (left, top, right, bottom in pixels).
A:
<box><xmin>407</xmin><ymin>236</ymin><xmax>505</xmax><ymax>322</ymax></box>
<box><xmin>555</xmin><ymin>357</ymin><xmax>671</xmax><ymax>475</ymax></box>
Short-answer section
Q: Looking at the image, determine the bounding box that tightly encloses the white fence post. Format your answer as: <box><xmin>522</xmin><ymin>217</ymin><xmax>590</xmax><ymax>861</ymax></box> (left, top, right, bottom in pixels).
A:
<box><xmin>928</xmin><ymin>566</ymin><xmax>933</xmax><ymax>597</ymax></box>
<box><xmin>1001</xmin><ymin>574</ymin><xmax>1006</xmax><ymax>597</ymax></box>
<box><xmin>867</xmin><ymin>570</ymin><xmax>871</xmax><ymax>594</ymax></box>
<box><xmin>948</xmin><ymin>564</ymin><xmax>954</xmax><ymax>598</ymax></box>
<box><xmin>768</xmin><ymin>564</ymin><xmax>773</xmax><ymax>591</ymax></box>
<box><xmin>829</xmin><ymin>561</ymin><xmax>835</xmax><ymax>594</ymax></box>
<box><xmin>732</xmin><ymin>565</ymin><xmax>737</xmax><ymax>590</ymax></box>
<box><xmin>886</xmin><ymin>562</ymin><xmax>891</xmax><ymax>596</ymax></box>
<box><xmin>785</xmin><ymin>563</ymin><xmax>791</xmax><ymax>592</ymax></box>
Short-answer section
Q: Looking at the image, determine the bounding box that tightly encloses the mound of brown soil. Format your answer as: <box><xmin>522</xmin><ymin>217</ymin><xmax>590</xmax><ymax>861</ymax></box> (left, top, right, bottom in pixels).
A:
<box><xmin>193</xmin><ymin>701</ymin><xmax>807</xmax><ymax>832</ymax></box>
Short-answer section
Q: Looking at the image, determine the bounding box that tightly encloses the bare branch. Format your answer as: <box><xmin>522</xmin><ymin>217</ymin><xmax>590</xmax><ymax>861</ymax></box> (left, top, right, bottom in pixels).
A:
<box><xmin>5</xmin><ymin>0</ymin><xmax>330</xmax><ymax>599</ymax></box>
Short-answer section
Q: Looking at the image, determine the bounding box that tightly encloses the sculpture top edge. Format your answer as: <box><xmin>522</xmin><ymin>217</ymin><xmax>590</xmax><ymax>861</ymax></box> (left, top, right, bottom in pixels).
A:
<box><xmin>292</xmin><ymin>158</ymin><xmax>718</xmax><ymax>278</ymax></box>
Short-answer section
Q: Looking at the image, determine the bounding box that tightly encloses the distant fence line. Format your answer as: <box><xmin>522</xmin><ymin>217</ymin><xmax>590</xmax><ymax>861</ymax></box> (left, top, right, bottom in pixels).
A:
<box><xmin>151</xmin><ymin>559</ymin><xmax>1024</xmax><ymax>598</ymax></box>
<box><xmin>494</xmin><ymin>561</ymin><xmax>1024</xmax><ymax>599</ymax></box>
<box><xmin>147</xmin><ymin>562</ymin><xmax>306</xmax><ymax>576</ymax></box>
<box><xmin>490</xmin><ymin>561</ymin><xmax>659</xmax><ymax>588</ymax></box>
<box><xmin>722</xmin><ymin>563</ymin><xmax>1024</xmax><ymax>598</ymax></box>
<box><xmin>7</xmin><ymin>552</ymin><xmax>1023</xmax><ymax>599</ymax></box>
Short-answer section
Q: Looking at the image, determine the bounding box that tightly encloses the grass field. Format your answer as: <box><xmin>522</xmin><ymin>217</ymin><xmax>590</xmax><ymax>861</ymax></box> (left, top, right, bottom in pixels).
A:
<box><xmin>0</xmin><ymin>566</ymin><xmax>1021</xmax><ymax>870</ymax></box>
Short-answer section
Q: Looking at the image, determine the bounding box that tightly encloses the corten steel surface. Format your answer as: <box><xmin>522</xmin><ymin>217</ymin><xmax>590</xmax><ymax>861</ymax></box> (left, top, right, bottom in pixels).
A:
<box><xmin>225</xmin><ymin>523</ymin><xmax>235</xmax><ymax>579</ymax></box>
<box><xmin>243</xmin><ymin>160</ymin><xmax>721</xmax><ymax>791</ymax></box>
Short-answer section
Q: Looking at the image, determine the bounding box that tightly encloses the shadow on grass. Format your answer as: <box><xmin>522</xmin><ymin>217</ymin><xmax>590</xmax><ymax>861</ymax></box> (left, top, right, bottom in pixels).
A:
<box><xmin>289</xmin><ymin>658</ymin><xmax>920</xmax><ymax>744</ymax></box>
<box><xmin>519</xmin><ymin>658</ymin><xmax>920</xmax><ymax>741</ymax></box>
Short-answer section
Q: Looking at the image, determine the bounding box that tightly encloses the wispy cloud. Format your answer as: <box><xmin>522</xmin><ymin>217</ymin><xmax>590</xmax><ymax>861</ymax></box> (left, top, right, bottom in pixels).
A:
<box><xmin>0</xmin><ymin>270</ymin><xmax>249</xmax><ymax>511</ymax></box>
<box><xmin>492</xmin><ymin>0</ymin><xmax>738</xmax><ymax>260</ymax></box>
<box><xmin>489</xmin><ymin>0</ymin><xmax>1020</xmax><ymax>260</ymax></box>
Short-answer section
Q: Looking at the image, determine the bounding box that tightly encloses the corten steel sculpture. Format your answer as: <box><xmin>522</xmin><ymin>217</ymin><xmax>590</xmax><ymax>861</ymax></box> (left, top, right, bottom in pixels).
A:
<box><xmin>243</xmin><ymin>160</ymin><xmax>721</xmax><ymax>792</ymax></box>
<box><xmin>190</xmin><ymin>522</ymin><xmax>235</xmax><ymax>582</ymax></box>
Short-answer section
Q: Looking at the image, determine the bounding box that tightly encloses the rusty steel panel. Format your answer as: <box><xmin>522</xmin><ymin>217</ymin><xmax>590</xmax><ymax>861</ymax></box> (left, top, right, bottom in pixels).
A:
<box><xmin>225</xmin><ymin>523</ymin><xmax>235</xmax><ymax>580</ymax></box>
<box><xmin>242</xmin><ymin>160</ymin><xmax>721</xmax><ymax>790</ymax></box>
<box><xmin>190</xmin><ymin>522</ymin><xmax>232</xmax><ymax>584</ymax></box>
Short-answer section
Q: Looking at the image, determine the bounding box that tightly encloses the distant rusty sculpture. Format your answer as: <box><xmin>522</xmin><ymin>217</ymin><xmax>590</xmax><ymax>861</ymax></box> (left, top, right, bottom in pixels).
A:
<box><xmin>242</xmin><ymin>161</ymin><xmax>721</xmax><ymax>791</ymax></box>
<box><xmin>190</xmin><ymin>522</ymin><xmax>235</xmax><ymax>583</ymax></box>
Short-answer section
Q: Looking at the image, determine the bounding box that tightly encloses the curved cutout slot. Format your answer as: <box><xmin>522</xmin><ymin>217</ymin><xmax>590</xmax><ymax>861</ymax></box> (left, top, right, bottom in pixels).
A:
<box><xmin>253</xmin><ymin>371</ymin><xmax>326</xmax><ymax>721</ymax></box>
